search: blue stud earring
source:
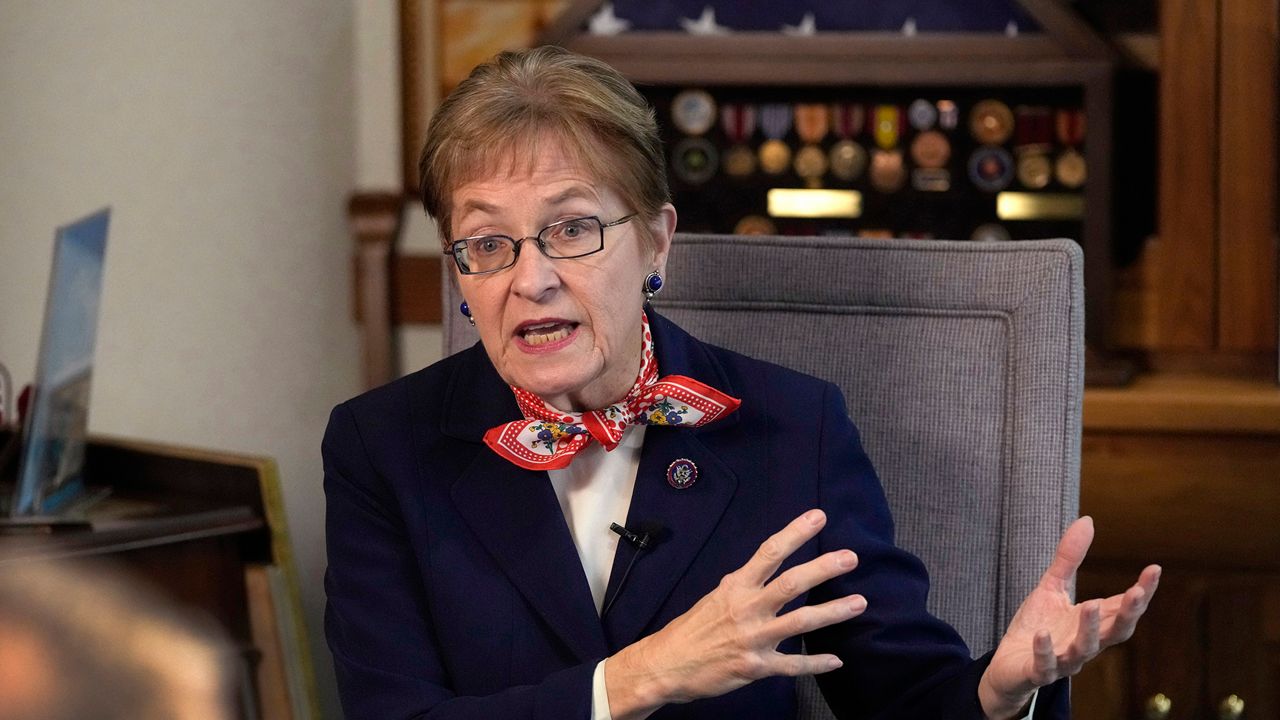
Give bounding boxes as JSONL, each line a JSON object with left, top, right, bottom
{"left": 643, "top": 271, "right": 664, "bottom": 300}
{"left": 460, "top": 301, "right": 475, "bottom": 326}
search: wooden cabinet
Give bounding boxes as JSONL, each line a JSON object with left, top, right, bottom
{"left": 1073, "top": 375, "right": 1280, "bottom": 719}
{"left": 1116, "top": 0, "right": 1278, "bottom": 357}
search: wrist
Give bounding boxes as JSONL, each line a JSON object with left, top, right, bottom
{"left": 977, "top": 671, "right": 1035, "bottom": 720}
{"left": 605, "top": 640, "right": 670, "bottom": 720}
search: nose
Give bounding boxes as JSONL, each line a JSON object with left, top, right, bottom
{"left": 508, "top": 237, "right": 561, "bottom": 301}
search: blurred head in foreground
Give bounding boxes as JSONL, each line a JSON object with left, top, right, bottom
{"left": 0, "top": 561, "right": 234, "bottom": 720}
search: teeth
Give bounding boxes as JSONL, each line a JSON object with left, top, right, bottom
{"left": 523, "top": 325, "right": 571, "bottom": 346}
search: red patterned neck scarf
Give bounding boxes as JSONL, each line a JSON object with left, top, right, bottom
{"left": 483, "top": 312, "right": 741, "bottom": 471}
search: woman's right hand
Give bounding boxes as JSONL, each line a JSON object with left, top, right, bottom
{"left": 603, "top": 509, "right": 866, "bottom": 720}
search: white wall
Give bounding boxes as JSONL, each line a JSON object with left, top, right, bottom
{"left": 0, "top": 2, "right": 358, "bottom": 716}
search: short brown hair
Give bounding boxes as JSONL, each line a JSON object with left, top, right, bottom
{"left": 418, "top": 46, "right": 669, "bottom": 246}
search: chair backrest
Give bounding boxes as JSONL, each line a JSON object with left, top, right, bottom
{"left": 443, "top": 234, "right": 1083, "bottom": 714}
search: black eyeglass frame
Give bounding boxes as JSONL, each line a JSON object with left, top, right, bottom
{"left": 445, "top": 214, "right": 637, "bottom": 275}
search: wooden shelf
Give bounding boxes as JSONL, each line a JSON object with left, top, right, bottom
{"left": 1084, "top": 371, "right": 1280, "bottom": 434}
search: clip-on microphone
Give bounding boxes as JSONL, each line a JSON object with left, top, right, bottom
{"left": 602, "top": 521, "right": 662, "bottom": 617}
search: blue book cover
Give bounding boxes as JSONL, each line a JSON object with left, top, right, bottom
{"left": 11, "top": 209, "right": 110, "bottom": 517}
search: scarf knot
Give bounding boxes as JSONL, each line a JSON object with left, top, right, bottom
{"left": 483, "top": 313, "right": 740, "bottom": 470}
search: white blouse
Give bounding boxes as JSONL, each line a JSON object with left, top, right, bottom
{"left": 547, "top": 424, "right": 644, "bottom": 720}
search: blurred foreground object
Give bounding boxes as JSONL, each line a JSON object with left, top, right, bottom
{"left": 0, "top": 561, "right": 234, "bottom": 720}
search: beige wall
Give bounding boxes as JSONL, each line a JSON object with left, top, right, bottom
{"left": 0, "top": 2, "right": 360, "bottom": 716}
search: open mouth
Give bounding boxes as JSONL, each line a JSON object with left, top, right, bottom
{"left": 518, "top": 320, "right": 578, "bottom": 346}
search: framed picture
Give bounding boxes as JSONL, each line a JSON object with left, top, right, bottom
{"left": 10, "top": 209, "right": 110, "bottom": 517}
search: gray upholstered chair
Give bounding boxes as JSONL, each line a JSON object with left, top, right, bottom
{"left": 442, "top": 234, "right": 1084, "bottom": 718}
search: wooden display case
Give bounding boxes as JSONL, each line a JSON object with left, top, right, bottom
{"left": 543, "top": 0, "right": 1120, "bottom": 366}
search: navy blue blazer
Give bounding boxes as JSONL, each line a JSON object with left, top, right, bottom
{"left": 323, "top": 311, "right": 1067, "bottom": 719}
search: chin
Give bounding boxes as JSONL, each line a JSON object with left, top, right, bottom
{"left": 520, "top": 373, "right": 591, "bottom": 402}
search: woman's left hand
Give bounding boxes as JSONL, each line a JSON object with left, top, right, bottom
{"left": 977, "top": 516, "right": 1161, "bottom": 719}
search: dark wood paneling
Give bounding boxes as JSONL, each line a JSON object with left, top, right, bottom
{"left": 1155, "top": 0, "right": 1219, "bottom": 349}
{"left": 1217, "top": 0, "right": 1279, "bottom": 351}
{"left": 1082, "top": 432, "right": 1280, "bottom": 568}
{"left": 353, "top": 254, "right": 443, "bottom": 326}
{"left": 400, "top": 0, "right": 426, "bottom": 193}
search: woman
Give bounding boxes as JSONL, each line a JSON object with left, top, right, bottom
{"left": 323, "top": 46, "right": 1158, "bottom": 720}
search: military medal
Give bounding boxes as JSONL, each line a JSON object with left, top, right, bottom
{"left": 908, "top": 98, "right": 938, "bottom": 131}
{"left": 1054, "top": 109, "right": 1086, "bottom": 188}
{"left": 971, "top": 223, "right": 1013, "bottom": 242}
{"left": 794, "top": 103, "right": 829, "bottom": 143}
{"left": 671, "top": 137, "right": 718, "bottom": 185}
{"left": 909, "top": 130, "right": 951, "bottom": 169}
{"left": 758, "top": 103, "right": 793, "bottom": 175}
{"left": 733, "top": 215, "right": 777, "bottom": 236}
{"left": 720, "top": 103, "right": 757, "bottom": 178}
{"left": 829, "top": 141, "right": 868, "bottom": 181}
{"left": 1016, "top": 152, "right": 1052, "bottom": 189}
{"left": 828, "top": 103, "right": 867, "bottom": 181}
{"left": 1055, "top": 108, "right": 1086, "bottom": 146}
{"left": 829, "top": 103, "right": 865, "bottom": 140}
{"left": 793, "top": 103, "right": 829, "bottom": 183}
{"left": 670, "top": 89, "right": 717, "bottom": 136}
{"left": 793, "top": 145, "right": 828, "bottom": 183}
{"left": 1055, "top": 148, "right": 1087, "bottom": 188}
{"left": 723, "top": 146, "right": 757, "bottom": 177}
{"left": 872, "top": 104, "right": 903, "bottom": 150}
{"left": 758, "top": 140, "right": 791, "bottom": 175}
{"left": 1012, "top": 105, "right": 1053, "bottom": 190}
{"left": 969, "top": 99, "right": 1014, "bottom": 145}
{"left": 936, "top": 99, "right": 959, "bottom": 130}
{"left": 968, "top": 146, "right": 1014, "bottom": 192}
{"left": 1014, "top": 105, "right": 1054, "bottom": 154}
{"left": 869, "top": 149, "right": 906, "bottom": 193}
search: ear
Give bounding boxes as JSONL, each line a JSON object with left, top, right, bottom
{"left": 648, "top": 203, "right": 677, "bottom": 275}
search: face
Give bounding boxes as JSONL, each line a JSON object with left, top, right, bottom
{"left": 451, "top": 140, "right": 675, "bottom": 412}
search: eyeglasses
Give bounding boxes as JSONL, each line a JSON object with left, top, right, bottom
{"left": 446, "top": 214, "right": 637, "bottom": 275}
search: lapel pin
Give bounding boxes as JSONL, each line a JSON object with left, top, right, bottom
{"left": 666, "top": 458, "right": 698, "bottom": 490}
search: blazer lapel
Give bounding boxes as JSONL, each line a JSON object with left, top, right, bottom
{"left": 601, "top": 310, "right": 743, "bottom": 647}
{"left": 439, "top": 346, "right": 608, "bottom": 663}
{"left": 601, "top": 426, "right": 738, "bottom": 647}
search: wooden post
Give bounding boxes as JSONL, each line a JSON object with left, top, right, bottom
{"left": 349, "top": 193, "right": 404, "bottom": 389}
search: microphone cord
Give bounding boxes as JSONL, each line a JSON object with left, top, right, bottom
{"left": 602, "top": 522, "right": 648, "bottom": 618}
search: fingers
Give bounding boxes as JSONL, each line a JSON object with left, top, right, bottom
{"left": 1027, "top": 600, "right": 1101, "bottom": 685}
{"left": 737, "top": 510, "right": 827, "bottom": 586}
{"left": 764, "top": 549, "right": 858, "bottom": 610}
{"left": 1042, "top": 516, "right": 1095, "bottom": 589}
{"left": 1059, "top": 600, "right": 1101, "bottom": 674}
{"left": 771, "top": 651, "right": 844, "bottom": 678}
{"left": 1030, "top": 630, "right": 1056, "bottom": 685}
{"left": 1100, "top": 564, "right": 1161, "bottom": 646}
{"left": 763, "top": 594, "right": 867, "bottom": 645}
{"left": 1138, "top": 564, "right": 1162, "bottom": 596}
